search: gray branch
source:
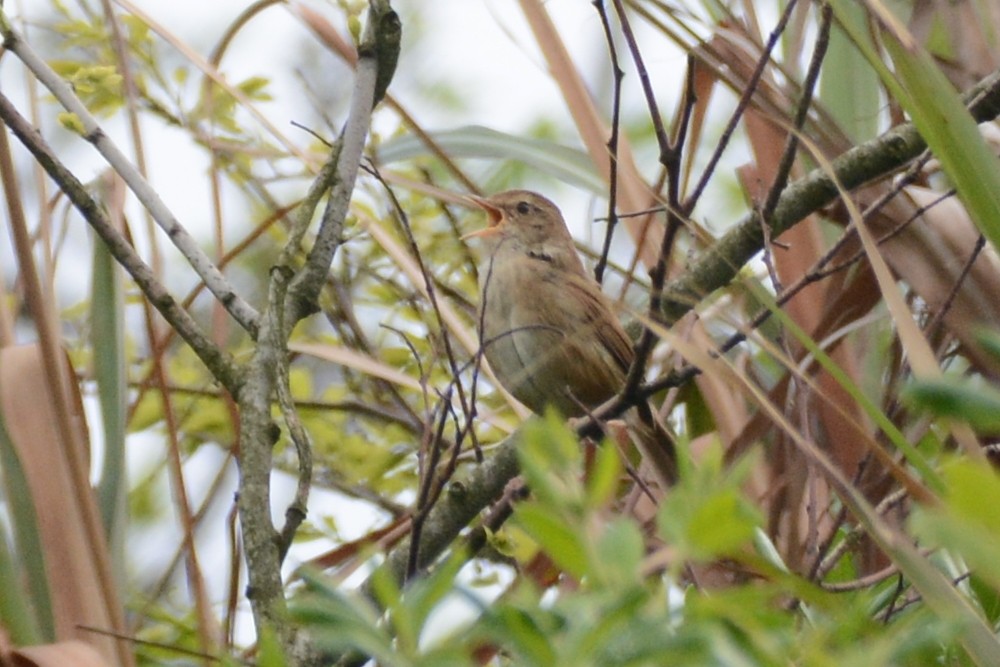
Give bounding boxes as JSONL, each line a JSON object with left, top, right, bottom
{"left": 1, "top": 17, "right": 262, "bottom": 338}
{"left": 0, "top": 92, "right": 243, "bottom": 394}
{"left": 234, "top": 2, "right": 400, "bottom": 661}
{"left": 661, "top": 66, "right": 1000, "bottom": 324}
{"left": 342, "top": 65, "right": 1000, "bottom": 639}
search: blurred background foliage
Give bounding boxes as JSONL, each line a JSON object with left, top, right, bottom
{"left": 2, "top": 0, "right": 1000, "bottom": 665}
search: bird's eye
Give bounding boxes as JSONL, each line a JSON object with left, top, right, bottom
{"left": 516, "top": 201, "right": 531, "bottom": 215}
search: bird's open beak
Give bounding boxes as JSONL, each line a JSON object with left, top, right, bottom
{"left": 462, "top": 195, "right": 504, "bottom": 240}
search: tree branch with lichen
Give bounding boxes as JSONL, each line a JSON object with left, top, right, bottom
{"left": 332, "top": 66, "right": 1000, "bottom": 665}
{"left": 0, "top": 10, "right": 262, "bottom": 339}
{"left": 0, "top": 92, "right": 244, "bottom": 395}
{"left": 660, "top": 66, "right": 1000, "bottom": 325}
{"left": 233, "top": 1, "right": 401, "bottom": 661}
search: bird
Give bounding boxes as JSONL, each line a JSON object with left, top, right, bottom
{"left": 464, "top": 189, "right": 677, "bottom": 488}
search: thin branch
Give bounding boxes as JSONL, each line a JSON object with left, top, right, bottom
{"left": 593, "top": 0, "right": 625, "bottom": 285}
{"left": 0, "top": 92, "right": 244, "bottom": 393}
{"left": 271, "top": 267, "right": 312, "bottom": 563}
{"left": 360, "top": 430, "right": 522, "bottom": 602}
{"left": 760, "top": 2, "right": 833, "bottom": 222}
{"left": 622, "top": 58, "right": 696, "bottom": 400}
{"left": 234, "top": 3, "right": 401, "bottom": 658}
{"left": 408, "top": 391, "right": 452, "bottom": 581}
{"left": 0, "top": 17, "right": 262, "bottom": 337}
{"left": 660, "top": 65, "right": 1000, "bottom": 326}
{"left": 286, "top": 3, "right": 399, "bottom": 321}
{"left": 366, "top": 165, "right": 480, "bottom": 458}
{"left": 681, "top": 0, "right": 801, "bottom": 216}
{"left": 610, "top": 0, "right": 669, "bottom": 161}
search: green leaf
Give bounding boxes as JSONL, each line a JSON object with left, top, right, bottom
{"left": 91, "top": 224, "right": 127, "bottom": 565}
{"left": 514, "top": 503, "right": 587, "bottom": 580}
{"left": 884, "top": 37, "right": 1000, "bottom": 257}
{"left": 516, "top": 411, "right": 585, "bottom": 510}
{"left": 397, "top": 553, "right": 465, "bottom": 653}
{"left": 584, "top": 435, "right": 621, "bottom": 509}
{"left": 903, "top": 377, "right": 1000, "bottom": 431}
{"left": 592, "top": 518, "right": 644, "bottom": 588}
{"left": 940, "top": 459, "right": 1000, "bottom": 535}
{"left": 975, "top": 328, "right": 1000, "bottom": 361}
{"left": 292, "top": 570, "right": 399, "bottom": 665}
{"left": 256, "top": 626, "right": 288, "bottom": 667}
{"left": 658, "top": 446, "right": 761, "bottom": 561}
{"left": 375, "top": 126, "right": 604, "bottom": 193}
{"left": 820, "top": 3, "right": 881, "bottom": 142}
{"left": 480, "top": 603, "right": 558, "bottom": 667}
{"left": 0, "top": 409, "right": 52, "bottom": 641}
{"left": 829, "top": 0, "right": 1000, "bottom": 258}
{"left": 57, "top": 112, "right": 85, "bottom": 134}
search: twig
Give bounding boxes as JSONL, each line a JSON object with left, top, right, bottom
{"left": 235, "top": 1, "right": 400, "bottom": 655}
{"left": 365, "top": 163, "right": 479, "bottom": 455}
{"left": 0, "top": 17, "right": 262, "bottom": 337}
{"left": 924, "top": 234, "right": 986, "bottom": 338}
{"left": 0, "top": 92, "right": 243, "bottom": 393}
{"left": 270, "top": 266, "right": 313, "bottom": 563}
{"left": 759, "top": 3, "right": 832, "bottom": 222}
{"left": 359, "top": 430, "right": 522, "bottom": 605}
{"left": 682, "top": 0, "right": 801, "bottom": 216}
{"left": 592, "top": 0, "right": 625, "bottom": 285}
{"left": 612, "top": 0, "right": 686, "bottom": 398}
{"left": 285, "top": 3, "right": 396, "bottom": 321}
{"left": 611, "top": 0, "right": 669, "bottom": 161}
{"left": 659, "top": 66, "right": 1000, "bottom": 326}
{"left": 408, "top": 390, "right": 453, "bottom": 581}
{"left": 621, "top": 53, "right": 696, "bottom": 400}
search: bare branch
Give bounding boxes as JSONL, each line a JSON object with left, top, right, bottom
{"left": 0, "top": 16, "right": 262, "bottom": 338}
{"left": 0, "top": 92, "right": 244, "bottom": 394}
{"left": 661, "top": 66, "right": 1000, "bottom": 325}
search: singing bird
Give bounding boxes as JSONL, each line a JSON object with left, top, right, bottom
{"left": 465, "top": 190, "right": 677, "bottom": 488}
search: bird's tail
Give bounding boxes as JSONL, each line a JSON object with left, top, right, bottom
{"left": 624, "top": 403, "right": 679, "bottom": 490}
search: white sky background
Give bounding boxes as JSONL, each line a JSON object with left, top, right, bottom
{"left": 2, "top": 0, "right": 732, "bottom": 300}
{"left": 1, "top": 0, "right": 747, "bottom": 649}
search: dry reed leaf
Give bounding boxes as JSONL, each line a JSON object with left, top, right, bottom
{"left": 739, "top": 113, "right": 870, "bottom": 477}
{"left": 687, "top": 321, "right": 748, "bottom": 446}
{"left": 828, "top": 171, "right": 984, "bottom": 458}
{"left": 518, "top": 0, "right": 662, "bottom": 268}
{"left": 0, "top": 345, "right": 121, "bottom": 664}
{"left": 867, "top": 185, "right": 1000, "bottom": 378}
{"left": 288, "top": 342, "right": 423, "bottom": 392}
{"left": 703, "top": 25, "right": 850, "bottom": 155}
{"left": 5, "top": 639, "right": 109, "bottom": 667}
{"left": 679, "top": 59, "right": 719, "bottom": 195}
{"left": 910, "top": 0, "right": 1000, "bottom": 88}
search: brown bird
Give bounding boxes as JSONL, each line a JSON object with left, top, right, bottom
{"left": 465, "top": 190, "right": 677, "bottom": 488}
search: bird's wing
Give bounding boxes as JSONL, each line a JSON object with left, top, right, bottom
{"left": 562, "top": 273, "right": 634, "bottom": 374}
